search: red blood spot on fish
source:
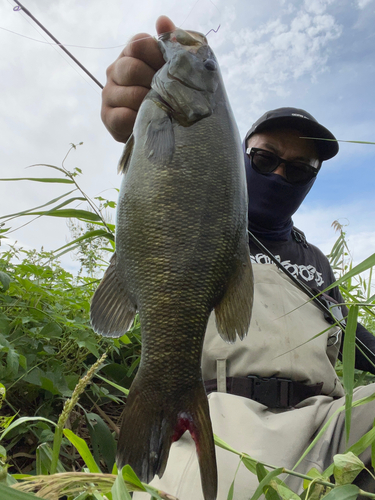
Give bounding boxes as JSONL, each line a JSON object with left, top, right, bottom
{"left": 172, "top": 412, "right": 200, "bottom": 453}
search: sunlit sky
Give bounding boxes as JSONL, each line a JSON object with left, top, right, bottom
{"left": 1, "top": 0, "right": 375, "bottom": 273}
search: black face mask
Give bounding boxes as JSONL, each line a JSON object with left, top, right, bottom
{"left": 243, "top": 140, "right": 316, "bottom": 241}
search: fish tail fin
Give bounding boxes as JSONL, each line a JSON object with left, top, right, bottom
{"left": 116, "top": 380, "right": 217, "bottom": 500}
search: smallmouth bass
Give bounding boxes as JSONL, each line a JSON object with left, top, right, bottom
{"left": 91, "top": 28, "right": 253, "bottom": 500}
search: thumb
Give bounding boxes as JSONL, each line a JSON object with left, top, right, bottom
{"left": 156, "top": 15, "right": 176, "bottom": 36}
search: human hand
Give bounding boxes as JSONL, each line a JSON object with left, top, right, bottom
{"left": 101, "top": 15, "right": 176, "bottom": 143}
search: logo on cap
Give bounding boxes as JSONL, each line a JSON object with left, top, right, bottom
{"left": 291, "top": 113, "right": 309, "bottom": 119}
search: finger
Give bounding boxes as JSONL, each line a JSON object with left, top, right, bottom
{"left": 109, "top": 56, "right": 156, "bottom": 89}
{"left": 101, "top": 105, "right": 137, "bottom": 144}
{"left": 156, "top": 15, "right": 177, "bottom": 36}
{"left": 119, "top": 33, "right": 165, "bottom": 71}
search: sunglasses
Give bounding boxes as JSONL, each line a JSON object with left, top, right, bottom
{"left": 246, "top": 147, "right": 320, "bottom": 185}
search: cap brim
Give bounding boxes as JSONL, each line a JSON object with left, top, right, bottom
{"left": 246, "top": 116, "right": 339, "bottom": 161}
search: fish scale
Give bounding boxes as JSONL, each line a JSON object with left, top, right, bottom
{"left": 90, "top": 28, "right": 254, "bottom": 500}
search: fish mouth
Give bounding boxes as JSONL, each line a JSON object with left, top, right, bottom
{"left": 158, "top": 29, "right": 208, "bottom": 49}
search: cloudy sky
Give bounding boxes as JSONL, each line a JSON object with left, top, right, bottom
{"left": 0, "top": 0, "right": 374, "bottom": 274}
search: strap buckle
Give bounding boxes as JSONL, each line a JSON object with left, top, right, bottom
{"left": 247, "top": 375, "right": 291, "bottom": 408}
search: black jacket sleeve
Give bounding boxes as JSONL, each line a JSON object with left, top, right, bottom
{"left": 341, "top": 322, "right": 375, "bottom": 374}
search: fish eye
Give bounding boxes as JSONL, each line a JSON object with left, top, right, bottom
{"left": 204, "top": 59, "right": 217, "bottom": 71}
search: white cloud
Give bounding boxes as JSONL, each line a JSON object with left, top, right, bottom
{"left": 356, "top": 0, "right": 374, "bottom": 8}
{"left": 211, "top": 1, "right": 342, "bottom": 133}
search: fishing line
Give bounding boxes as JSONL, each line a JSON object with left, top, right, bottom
{"left": 178, "top": 0, "right": 202, "bottom": 29}
{"left": 7, "top": 0, "right": 223, "bottom": 93}
{"left": 6, "top": 0, "right": 100, "bottom": 94}
{"left": 178, "top": 0, "right": 222, "bottom": 36}
{"left": 0, "top": 25, "right": 128, "bottom": 50}
{"left": 11, "top": 0, "right": 104, "bottom": 89}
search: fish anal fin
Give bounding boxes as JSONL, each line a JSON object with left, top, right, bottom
{"left": 118, "top": 133, "right": 134, "bottom": 174}
{"left": 116, "top": 381, "right": 217, "bottom": 500}
{"left": 90, "top": 252, "right": 136, "bottom": 337}
{"left": 214, "top": 249, "right": 254, "bottom": 343}
{"left": 145, "top": 112, "right": 175, "bottom": 164}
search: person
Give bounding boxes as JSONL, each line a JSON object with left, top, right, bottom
{"left": 101, "top": 15, "right": 375, "bottom": 500}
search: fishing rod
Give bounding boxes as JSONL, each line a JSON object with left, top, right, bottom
{"left": 12, "top": 0, "right": 104, "bottom": 89}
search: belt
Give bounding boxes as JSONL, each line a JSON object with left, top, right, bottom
{"left": 204, "top": 375, "right": 323, "bottom": 408}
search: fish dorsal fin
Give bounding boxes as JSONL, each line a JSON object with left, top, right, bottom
{"left": 118, "top": 133, "right": 134, "bottom": 174}
{"left": 145, "top": 112, "right": 175, "bottom": 164}
{"left": 90, "top": 252, "right": 136, "bottom": 337}
{"left": 214, "top": 249, "right": 254, "bottom": 343}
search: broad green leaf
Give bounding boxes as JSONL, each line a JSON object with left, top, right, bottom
{"left": 303, "top": 467, "right": 324, "bottom": 489}
{"left": 333, "top": 452, "right": 364, "bottom": 485}
{"left": 119, "top": 334, "right": 131, "bottom": 345}
{"left": 0, "top": 272, "right": 11, "bottom": 291}
{"left": 0, "top": 314, "right": 10, "bottom": 335}
{"left": 63, "top": 428, "right": 101, "bottom": 473}
{"left": 249, "top": 468, "right": 284, "bottom": 500}
{"left": 320, "top": 484, "right": 360, "bottom": 499}
{"left": 0, "top": 482, "right": 41, "bottom": 499}
{"left": 343, "top": 306, "right": 358, "bottom": 444}
{"left": 269, "top": 480, "right": 300, "bottom": 500}
{"left": 0, "top": 177, "right": 74, "bottom": 183}
{"left": 0, "top": 416, "right": 56, "bottom": 441}
{"left": 121, "top": 465, "right": 145, "bottom": 491}
{"left": 39, "top": 323, "right": 62, "bottom": 338}
{"left": 85, "top": 412, "right": 116, "bottom": 472}
{"left": 242, "top": 455, "right": 258, "bottom": 475}
{"left": 111, "top": 469, "right": 132, "bottom": 500}
{"left": 256, "top": 463, "right": 281, "bottom": 500}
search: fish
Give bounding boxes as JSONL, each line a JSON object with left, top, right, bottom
{"left": 90, "top": 28, "right": 253, "bottom": 500}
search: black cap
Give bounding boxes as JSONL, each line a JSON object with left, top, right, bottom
{"left": 244, "top": 107, "right": 339, "bottom": 161}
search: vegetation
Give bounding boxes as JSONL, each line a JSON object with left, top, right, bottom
{"left": 1, "top": 146, "right": 375, "bottom": 499}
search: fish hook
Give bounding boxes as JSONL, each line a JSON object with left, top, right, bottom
{"left": 205, "top": 24, "right": 221, "bottom": 37}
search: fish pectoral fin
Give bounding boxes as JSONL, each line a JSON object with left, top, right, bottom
{"left": 117, "top": 381, "right": 217, "bottom": 500}
{"left": 214, "top": 249, "right": 254, "bottom": 343}
{"left": 118, "top": 133, "right": 134, "bottom": 174}
{"left": 145, "top": 112, "right": 175, "bottom": 164}
{"left": 90, "top": 252, "right": 136, "bottom": 337}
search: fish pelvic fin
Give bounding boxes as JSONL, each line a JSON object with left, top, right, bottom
{"left": 116, "top": 380, "right": 217, "bottom": 500}
{"left": 214, "top": 248, "right": 254, "bottom": 343}
{"left": 90, "top": 252, "right": 136, "bottom": 337}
